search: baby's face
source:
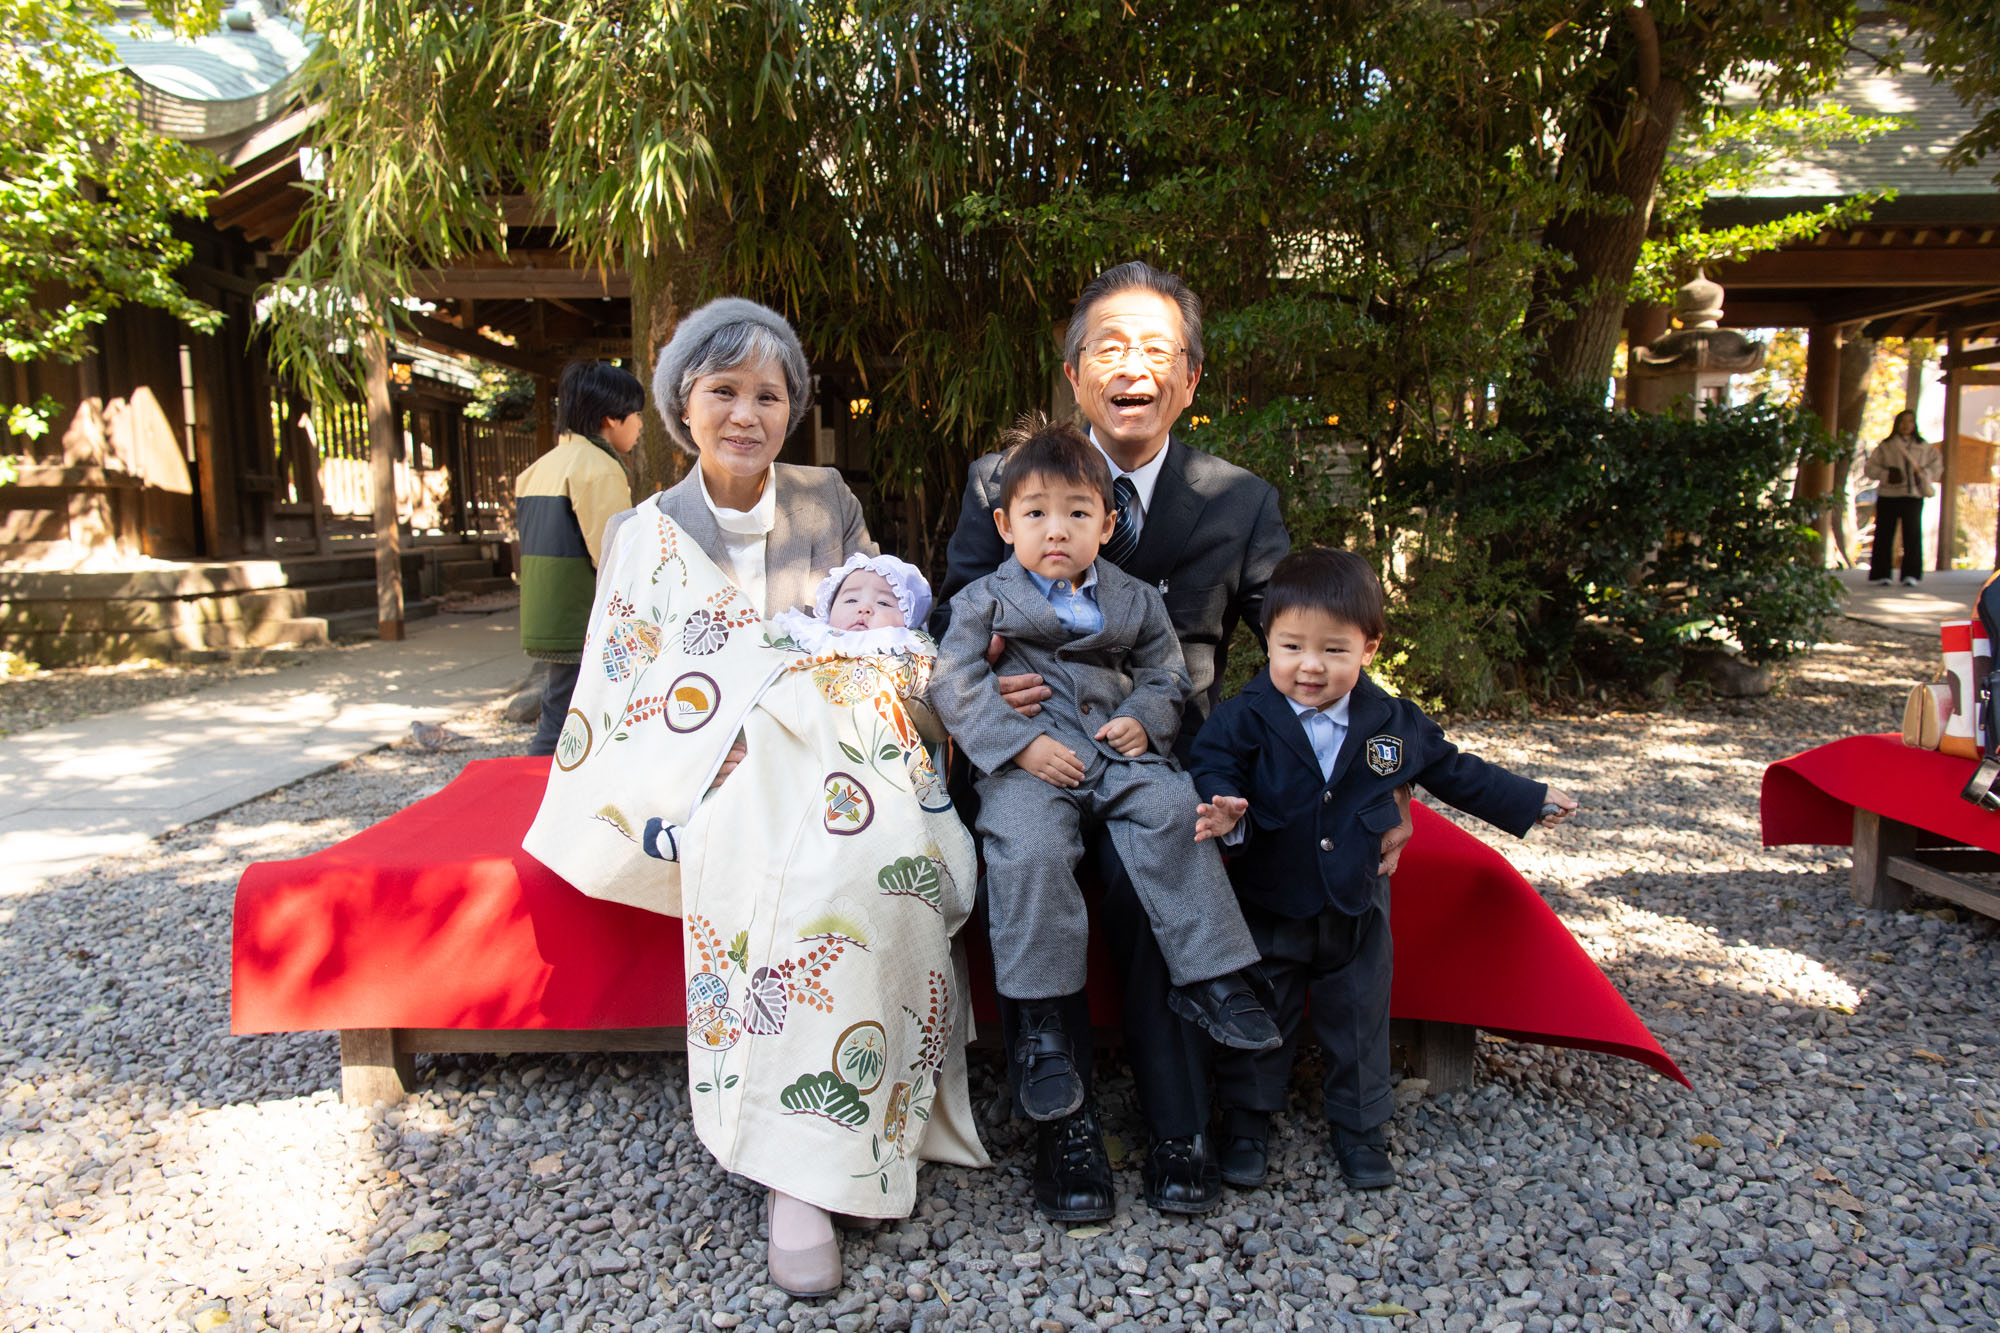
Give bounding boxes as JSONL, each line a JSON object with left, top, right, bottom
{"left": 829, "top": 569, "right": 905, "bottom": 631}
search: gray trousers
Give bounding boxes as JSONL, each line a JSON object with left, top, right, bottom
{"left": 1213, "top": 900, "right": 1397, "bottom": 1134}
{"left": 976, "top": 758, "right": 1261, "bottom": 1000}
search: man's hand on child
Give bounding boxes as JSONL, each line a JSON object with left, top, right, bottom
{"left": 1538, "top": 786, "right": 1579, "bottom": 827}
{"left": 988, "top": 633, "right": 1050, "bottom": 717}
{"left": 708, "top": 738, "right": 748, "bottom": 791}
{"left": 1095, "top": 716, "right": 1149, "bottom": 757}
{"left": 1016, "top": 734, "right": 1085, "bottom": 787}
{"left": 1195, "top": 795, "right": 1248, "bottom": 842}
{"left": 1378, "top": 785, "right": 1414, "bottom": 876}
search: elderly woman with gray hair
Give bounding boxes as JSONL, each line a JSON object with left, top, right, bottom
{"left": 587, "top": 298, "right": 987, "bottom": 1299}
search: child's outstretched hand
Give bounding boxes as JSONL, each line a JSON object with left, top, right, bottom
{"left": 1539, "top": 785, "right": 1579, "bottom": 827}
{"left": 1195, "top": 794, "right": 1248, "bottom": 842}
{"left": 1095, "top": 716, "right": 1149, "bottom": 757}
{"left": 1015, "top": 734, "right": 1085, "bottom": 787}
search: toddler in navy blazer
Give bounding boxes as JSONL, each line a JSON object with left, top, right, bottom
{"left": 1188, "top": 547, "right": 1578, "bottom": 1190}
{"left": 931, "top": 420, "right": 1283, "bottom": 1124}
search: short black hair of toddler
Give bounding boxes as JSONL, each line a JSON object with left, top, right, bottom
{"left": 1261, "top": 547, "right": 1386, "bottom": 642}
{"left": 994, "top": 414, "right": 1115, "bottom": 512}
{"left": 557, "top": 361, "right": 645, "bottom": 438}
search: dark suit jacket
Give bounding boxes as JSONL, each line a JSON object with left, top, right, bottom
{"left": 1188, "top": 671, "right": 1547, "bottom": 919}
{"left": 933, "top": 435, "right": 1288, "bottom": 759}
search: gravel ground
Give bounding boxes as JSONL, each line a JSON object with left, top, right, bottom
{"left": 1, "top": 617, "right": 1994, "bottom": 1333}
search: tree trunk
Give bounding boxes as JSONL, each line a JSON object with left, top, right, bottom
{"left": 1830, "top": 330, "right": 1876, "bottom": 567}
{"left": 1522, "top": 71, "right": 1688, "bottom": 397}
{"left": 363, "top": 323, "right": 405, "bottom": 640}
{"left": 626, "top": 219, "right": 730, "bottom": 499}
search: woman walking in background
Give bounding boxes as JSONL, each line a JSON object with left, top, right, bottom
{"left": 1864, "top": 410, "right": 1944, "bottom": 586}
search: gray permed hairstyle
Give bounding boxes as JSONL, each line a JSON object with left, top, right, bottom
{"left": 1062, "top": 261, "right": 1205, "bottom": 372}
{"left": 652, "top": 297, "right": 813, "bottom": 456}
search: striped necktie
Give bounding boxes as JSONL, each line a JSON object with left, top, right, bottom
{"left": 1103, "top": 474, "right": 1141, "bottom": 568}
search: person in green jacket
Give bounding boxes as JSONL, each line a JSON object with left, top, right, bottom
{"left": 516, "top": 361, "right": 643, "bottom": 755}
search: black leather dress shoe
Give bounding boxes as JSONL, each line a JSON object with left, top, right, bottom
{"left": 1218, "top": 1135, "right": 1269, "bottom": 1189}
{"left": 1032, "top": 1106, "right": 1115, "bottom": 1223}
{"left": 1013, "top": 1002, "right": 1085, "bottom": 1122}
{"left": 1165, "top": 972, "right": 1282, "bottom": 1051}
{"left": 1332, "top": 1124, "right": 1395, "bottom": 1190}
{"left": 1143, "top": 1133, "right": 1221, "bottom": 1214}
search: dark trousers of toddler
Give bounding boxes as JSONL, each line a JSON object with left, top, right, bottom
{"left": 1213, "top": 899, "right": 1397, "bottom": 1138}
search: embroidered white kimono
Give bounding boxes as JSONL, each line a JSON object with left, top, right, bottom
{"left": 524, "top": 511, "right": 988, "bottom": 1215}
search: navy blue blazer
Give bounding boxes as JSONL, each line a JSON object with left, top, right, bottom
{"left": 1187, "top": 670, "right": 1547, "bottom": 920}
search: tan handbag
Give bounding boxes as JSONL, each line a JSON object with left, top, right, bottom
{"left": 1902, "top": 680, "right": 1948, "bottom": 749}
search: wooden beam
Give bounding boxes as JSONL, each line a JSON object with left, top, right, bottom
{"left": 410, "top": 269, "right": 632, "bottom": 301}
{"left": 1716, "top": 250, "right": 2000, "bottom": 288}
{"left": 1717, "top": 299, "right": 1821, "bottom": 329}
{"left": 1940, "top": 329, "right": 1963, "bottom": 573}
{"left": 405, "top": 311, "right": 560, "bottom": 377}
{"left": 1941, "top": 342, "right": 2000, "bottom": 371}
{"left": 1818, "top": 285, "right": 2000, "bottom": 327}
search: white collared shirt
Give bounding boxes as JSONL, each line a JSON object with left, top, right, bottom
{"left": 697, "top": 466, "right": 778, "bottom": 614}
{"left": 1088, "top": 429, "right": 1170, "bottom": 536}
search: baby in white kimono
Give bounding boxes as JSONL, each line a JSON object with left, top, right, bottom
{"left": 770, "top": 552, "right": 934, "bottom": 656}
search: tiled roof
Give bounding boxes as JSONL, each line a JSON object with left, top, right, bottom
{"left": 104, "top": 1, "right": 316, "bottom": 145}
{"left": 1716, "top": 26, "right": 1993, "bottom": 202}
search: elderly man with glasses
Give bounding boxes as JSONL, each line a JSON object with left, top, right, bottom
{"left": 935, "top": 260, "right": 1415, "bottom": 1221}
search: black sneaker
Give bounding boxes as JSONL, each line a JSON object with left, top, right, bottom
{"left": 1032, "top": 1104, "right": 1115, "bottom": 1223}
{"left": 1166, "top": 971, "right": 1282, "bottom": 1051}
{"left": 1013, "top": 1001, "right": 1085, "bottom": 1122}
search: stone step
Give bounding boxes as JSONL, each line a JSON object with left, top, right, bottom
{"left": 441, "top": 576, "right": 515, "bottom": 597}
{"left": 322, "top": 599, "right": 440, "bottom": 642}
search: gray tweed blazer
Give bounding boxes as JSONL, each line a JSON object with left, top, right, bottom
{"left": 931, "top": 557, "right": 1191, "bottom": 777}
{"left": 598, "top": 463, "right": 874, "bottom": 618}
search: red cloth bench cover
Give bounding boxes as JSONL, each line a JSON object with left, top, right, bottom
{"left": 1762, "top": 734, "right": 1992, "bottom": 851}
{"left": 232, "top": 757, "right": 1686, "bottom": 1086}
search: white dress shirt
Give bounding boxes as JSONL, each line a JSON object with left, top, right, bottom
{"left": 697, "top": 465, "right": 778, "bottom": 614}
{"left": 1088, "top": 429, "right": 1170, "bottom": 538}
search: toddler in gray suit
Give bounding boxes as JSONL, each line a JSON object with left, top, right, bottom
{"left": 931, "top": 419, "right": 1280, "bottom": 1122}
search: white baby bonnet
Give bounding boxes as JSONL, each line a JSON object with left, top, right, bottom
{"left": 768, "top": 552, "right": 937, "bottom": 657}
{"left": 813, "top": 551, "right": 933, "bottom": 628}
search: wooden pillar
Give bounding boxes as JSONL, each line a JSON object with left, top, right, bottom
{"left": 1939, "top": 329, "right": 1963, "bottom": 572}
{"left": 364, "top": 325, "right": 406, "bottom": 640}
{"left": 1796, "top": 324, "right": 1843, "bottom": 562}
{"left": 533, "top": 375, "right": 557, "bottom": 455}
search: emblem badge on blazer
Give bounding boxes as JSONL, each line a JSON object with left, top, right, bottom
{"left": 1365, "top": 735, "right": 1403, "bottom": 776}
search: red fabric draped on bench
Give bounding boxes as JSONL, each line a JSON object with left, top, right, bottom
{"left": 232, "top": 756, "right": 1685, "bottom": 1086}
{"left": 1762, "top": 733, "right": 1992, "bottom": 851}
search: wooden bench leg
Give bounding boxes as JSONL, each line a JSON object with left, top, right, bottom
{"left": 1395, "top": 1018, "right": 1477, "bottom": 1093}
{"left": 340, "top": 1028, "right": 415, "bottom": 1106}
{"left": 1851, "top": 808, "right": 1918, "bottom": 912}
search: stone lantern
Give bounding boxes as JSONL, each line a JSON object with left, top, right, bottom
{"left": 1626, "top": 271, "right": 1766, "bottom": 417}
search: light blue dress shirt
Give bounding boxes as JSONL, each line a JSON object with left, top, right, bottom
{"left": 1026, "top": 565, "right": 1105, "bottom": 636}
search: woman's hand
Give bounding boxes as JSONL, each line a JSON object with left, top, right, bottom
{"left": 1195, "top": 795, "right": 1248, "bottom": 843}
{"left": 1539, "top": 786, "right": 1579, "bottom": 826}
{"left": 988, "top": 634, "right": 1050, "bottom": 717}
{"left": 1095, "top": 716, "right": 1149, "bottom": 757}
{"left": 1014, "top": 735, "right": 1085, "bottom": 788}
{"left": 708, "top": 738, "right": 748, "bottom": 791}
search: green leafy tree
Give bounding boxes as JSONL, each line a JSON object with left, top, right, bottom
{"left": 1635, "top": 104, "right": 1900, "bottom": 301}
{"left": 0, "top": 0, "right": 225, "bottom": 441}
